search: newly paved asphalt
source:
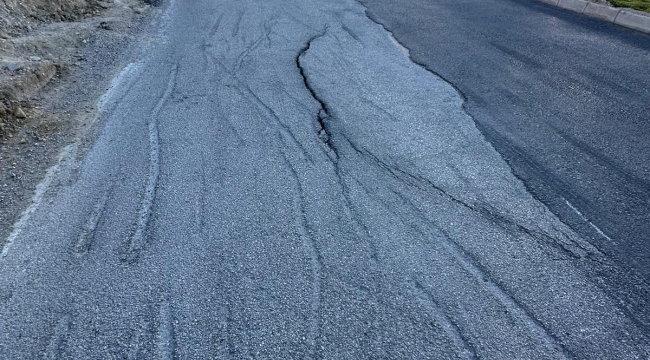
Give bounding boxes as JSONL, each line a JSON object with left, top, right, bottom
{"left": 1, "top": 0, "right": 649, "bottom": 358}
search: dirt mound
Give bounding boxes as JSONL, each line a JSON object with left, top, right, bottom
{"left": 0, "top": 0, "right": 107, "bottom": 38}
{"left": 0, "top": 0, "right": 154, "bottom": 242}
{"left": 0, "top": 61, "right": 56, "bottom": 140}
{"left": 0, "top": 0, "right": 108, "bottom": 141}
{"left": 0, "top": 0, "right": 154, "bottom": 143}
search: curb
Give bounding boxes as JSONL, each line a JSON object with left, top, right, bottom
{"left": 538, "top": 0, "right": 650, "bottom": 34}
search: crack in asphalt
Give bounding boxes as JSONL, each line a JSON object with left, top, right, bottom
{"left": 296, "top": 28, "right": 337, "bottom": 161}
{"left": 296, "top": 28, "right": 383, "bottom": 263}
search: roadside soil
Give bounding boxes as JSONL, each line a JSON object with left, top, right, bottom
{"left": 0, "top": 0, "right": 158, "bottom": 245}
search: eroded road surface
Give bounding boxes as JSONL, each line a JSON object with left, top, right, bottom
{"left": 1, "top": 0, "right": 649, "bottom": 358}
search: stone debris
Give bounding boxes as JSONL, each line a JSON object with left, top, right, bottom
{"left": 13, "top": 107, "right": 26, "bottom": 119}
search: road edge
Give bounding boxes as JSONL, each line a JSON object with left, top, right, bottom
{"left": 537, "top": 0, "right": 650, "bottom": 33}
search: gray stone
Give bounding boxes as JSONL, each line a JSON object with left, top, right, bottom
{"left": 557, "top": 0, "right": 588, "bottom": 13}
{"left": 614, "top": 10, "right": 650, "bottom": 33}
{"left": 583, "top": 3, "right": 620, "bottom": 22}
{"left": 14, "top": 107, "right": 26, "bottom": 119}
{"left": 6, "top": 63, "right": 22, "bottom": 71}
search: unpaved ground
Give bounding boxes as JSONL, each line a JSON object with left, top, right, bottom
{"left": 0, "top": 0, "right": 158, "bottom": 244}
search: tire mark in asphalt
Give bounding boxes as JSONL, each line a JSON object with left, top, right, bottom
{"left": 409, "top": 278, "right": 478, "bottom": 360}
{"left": 45, "top": 314, "right": 71, "bottom": 360}
{"left": 98, "top": 61, "right": 145, "bottom": 116}
{"left": 353, "top": 1, "right": 611, "bottom": 267}
{"left": 202, "top": 11, "right": 323, "bottom": 164}
{"left": 127, "top": 326, "right": 145, "bottom": 360}
{"left": 296, "top": 23, "right": 588, "bottom": 259}
{"left": 127, "top": 309, "right": 157, "bottom": 360}
{"left": 231, "top": 9, "right": 246, "bottom": 39}
{"left": 211, "top": 305, "right": 233, "bottom": 358}
{"left": 293, "top": 18, "right": 573, "bottom": 356}
{"left": 74, "top": 183, "right": 113, "bottom": 254}
{"left": 349, "top": 138, "right": 595, "bottom": 260}
{"left": 124, "top": 64, "right": 178, "bottom": 263}
{"left": 358, "top": 96, "right": 399, "bottom": 122}
{"left": 234, "top": 33, "right": 268, "bottom": 72}
{"left": 551, "top": 124, "right": 650, "bottom": 195}
{"left": 340, "top": 24, "right": 361, "bottom": 43}
{"left": 279, "top": 137, "right": 322, "bottom": 359}
{"left": 194, "top": 159, "right": 208, "bottom": 238}
{"left": 296, "top": 29, "right": 387, "bottom": 354}
{"left": 339, "top": 147, "right": 571, "bottom": 357}
{"left": 296, "top": 28, "right": 381, "bottom": 259}
{"left": 395, "top": 187, "right": 572, "bottom": 359}
{"left": 157, "top": 299, "right": 175, "bottom": 360}
{"left": 200, "top": 38, "right": 316, "bottom": 165}
{"left": 262, "top": 18, "right": 277, "bottom": 46}
{"left": 209, "top": 13, "right": 225, "bottom": 37}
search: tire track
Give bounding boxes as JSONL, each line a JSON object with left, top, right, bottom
{"left": 341, "top": 149, "right": 572, "bottom": 357}
{"left": 74, "top": 184, "right": 113, "bottom": 254}
{"left": 347, "top": 139, "right": 595, "bottom": 260}
{"left": 194, "top": 159, "right": 208, "bottom": 237}
{"left": 231, "top": 9, "right": 246, "bottom": 39}
{"left": 45, "top": 315, "right": 71, "bottom": 360}
{"left": 295, "top": 29, "right": 335, "bottom": 162}
{"left": 124, "top": 64, "right": 178, "bottom": 262}
{"left": 293, "top": 19, "right": 572, "bottom": 357}
{"left": 279, "top": 136, "right": 322, "bottom": 359}
{"left": 157, "top": 299, "right": 175, "bottom": 360}
{"left": 127, "top": 327, "right": 145, "bottom": 360}
{"left": 211, "top": 305, "right": 233, "bottom": 358}
{"left": 199, "top": 41, "right": 316, "bottom": 164}
{"left": 234, "top": 33, "right": 267, "bottom": 72}
{"left": 409, "top": 278, "right": 478, "bottom": 360}
{"left": 294, "top": 30, "right": 382, "bottom": 265}
{"left": 209, "top": 13, "right": 225, "bottom": 37}
{"left": 394, "top": 187, "right": 573, "bottom": 359}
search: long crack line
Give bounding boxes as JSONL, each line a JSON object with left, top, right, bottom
{"left": 296, "top": 29, "right": 338, "bottom": 160}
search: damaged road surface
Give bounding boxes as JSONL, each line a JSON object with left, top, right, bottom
{"left": 1, "top": 0, "right": 649, "bottom": 358}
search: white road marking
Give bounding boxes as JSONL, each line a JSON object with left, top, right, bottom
{"left": 564, "top": 199, "right": 613, "bottom": 242}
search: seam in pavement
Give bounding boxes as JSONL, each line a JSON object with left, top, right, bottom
{"left": 536, "top": 0, "right": 650, "bottom": 34}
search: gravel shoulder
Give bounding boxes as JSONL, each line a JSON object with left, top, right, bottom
{"left": 0, "top": 0, "right": 159, "bottom": 246}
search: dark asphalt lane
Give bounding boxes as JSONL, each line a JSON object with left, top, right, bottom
{"left": 360, "top": 0, "right": 650, "bottom": 328}
{"left": 1, "top": 0, "right": 650, "bottom": 358}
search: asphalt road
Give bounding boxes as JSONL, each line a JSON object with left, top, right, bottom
{"left": 1, "top": 0, "right": 649, "bottom": 358}
{"left": 359, "top": 0, "right": 650, "bottom": 336}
